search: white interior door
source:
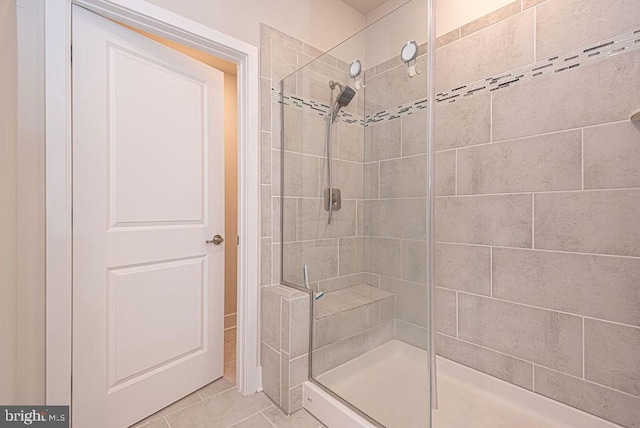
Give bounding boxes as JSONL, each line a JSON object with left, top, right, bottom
{"left": 72, "top": 6, "right": 225, "bottom": 427}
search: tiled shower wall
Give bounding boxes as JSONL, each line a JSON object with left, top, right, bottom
{"left": 260, "top": 0, "right": 640, "bottom": 426}
{"left": 360, "top": 52, "right": 431, "bottom": 350}
{"left": 429, "top": 1, "right": 640, "bottom": 427}
{"left": 259, "top": 24, "right": 364, "bottom": 414}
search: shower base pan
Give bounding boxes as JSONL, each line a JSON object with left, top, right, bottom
{"left": 304, "top": 340, "right": 621, "bottom": 428}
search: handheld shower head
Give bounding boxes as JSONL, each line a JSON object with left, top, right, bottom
{"left": 328, "top": 81, "right": 356, "bottom": 123}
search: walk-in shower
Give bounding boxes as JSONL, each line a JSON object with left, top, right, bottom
{"left": 278, "top": 0, "right": 640, "bottom": 427}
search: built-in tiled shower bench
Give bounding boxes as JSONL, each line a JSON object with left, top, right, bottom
{"left": 313, "top": 283, "right": 396, "bottom": 376}
{"left": 260, "top": 283, "right": 396, "bottom": 414}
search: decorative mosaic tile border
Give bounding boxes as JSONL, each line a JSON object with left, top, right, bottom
{"left": 270, "top": 88, "right": 361, "bottom": 124}
{"left": 273, "top": 29, "right": 640, "bottom": 126}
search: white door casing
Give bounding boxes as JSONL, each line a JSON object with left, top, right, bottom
{"left": 72, "top": 6, "right": 225, "bottom": 427}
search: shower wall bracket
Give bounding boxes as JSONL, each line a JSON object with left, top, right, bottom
{"left": 324, "top": 188, "right": 341, "bottom": 211}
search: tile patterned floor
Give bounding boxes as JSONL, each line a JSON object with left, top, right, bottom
{"left": 130, "top": 365, "right": 325, "bottom": 428}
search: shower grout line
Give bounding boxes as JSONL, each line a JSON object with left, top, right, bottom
{"left": 441, "top": 331, "right": 634, "bottom": 400}
{"left": 490, "top": 91, "right": 493, "bottom": 143}
{"left": 582, "top": 317, "right": 586, "bottom": 379}
{"left": 454, "top": 288, "right": 640, "bottom": 330}
{"left": 436, "top": 186, "right": 640, "bottom": 198}
{"left": 490, "top": 247, "right": 493, "bottom": 297}
{"left": 531, "top": 193, "right": 535, "bottom": 249}
{"left": 433, "top": 118, "right": 632, "bottom": 154}
{"left": 441, "top": 240, "right": 640, "bottom": 261}
{"left": 455, "top": 291, "right": 459, "bottom": 338}
{"left": 581, "top": 128, "right": 585, "bottom": 190}
{"left": 532, "top": 363, "right": 640, "bottom": 400}
{"left": 532, "top": 365, "right": 535, "bottom": 391}
{"left": 454, "top": 149, "right": 458, "bottom": 196}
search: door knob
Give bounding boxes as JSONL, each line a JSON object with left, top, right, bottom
{"left": 206, "top": 234, "right": 224, "bottom": 245}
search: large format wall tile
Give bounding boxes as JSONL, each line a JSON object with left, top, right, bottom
{"left": 584, "top": 121, "right": 640, "bottom": 190}
{"left": 493, "top": 50, "right": 640, "bottom": 141}
{"left": 436, "top": 333, "right": 533, "bottom": 390}
{"left": 338, "top": 122, "right": 364, "bottom": 163}
{"left": 534, "top": 189, "right": 640, "bottom": 257}
{"left": 379, "top": 155, "right": 427, "bottom": 198}
{"left": 364, "top": 320, "right": 395, "bottom": 352}
{"left": 280, "top": 151, "right": 320, "bottom": 198}
{"left": 315, "top": 305, "right": 371, "bottom": 349}
{"left": 331, "top": 159, "right": 364, "bottom": 200}
{"left": 534, "top": 366, "right": 640, "bottom": 428}
{"left": 395, "top": 319, "right": 429, "bottom": 351}
{"left": 585, "top": 319, "right": 640, "bottom": 397}
{"left": 458, "top": 293, "right": 583, "bottom": 376}
{"left": 401, "top": 239, "right": 428, "bottom": 284}
{"left": 365, "top": 119, "right": 401, "bottom": 162}
{"left": 365, "top": 60, "right": 428, "bottom": 110}
{"left": 261, "top": 286, "right": 283, "bottom": 350}
{"left": 493, "top": 248, "right": 640, "bottom": 327}
{"left": 435, "top": 194, "right": 532, "bottom": 247}
{"left": 339, "top": 237, "right": 363, "bottom": 276}
{"left": 312, "top": 333, "right": 364, "bottom": 376}
{"left": 536, "top": 0, "right": 640, "bottom": 60}
{"left": 435, "top": 151, "right": 456, "bottom": 196}
{"left": 435, "top": 243, "right": 491, "bottom": 296}
{"left": 297, "top": 199, "right": 356, "bottom": 241}
{"left": 435, "top": 287, "right": 457, "bottom": 337}
{"left": 289, "top": 295, "right": 310, "bottom": 359}
{"left": 402, "top": 110, "right": 428, "bottom": 156}
{"left": 282, "top": 107, "right": 327, "bottom": 157}
{"left": 365, "top": 198, "right": 427, "bottom": 240}
{"left": 364, "top": 162, "right": 379, "bottom": 200}
{"left": 276, "top": 197, "right": 297, "bottom": 243}
{"left": 380, "top": 276, "right": 428, "bottom": 328}
{"left": 364, "top": 237, "right": 402, "bottom": 279}
{"left": 435, "top": 10, "right": 534, "bottom": 93}
{"left": 435, "top": 92, "right": 491, "bottom": 150}
{"left": 460, "top": 1, "right": 522, "bottom": 38}
{"left": 271, "top": 40, "right": 298, "bottom": 86}
{"left": 457, "top": 130, "right": 582, "bottom": 194}
{"left": 282, "top": 239, "right": 338, "bottom": 284}
{"left": 260, "top": 343, "right": 281, "bottom": 406}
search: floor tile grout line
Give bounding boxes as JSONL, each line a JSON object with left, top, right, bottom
{"left": 259, "top": 409, "right": 278, "bottom": 428}
{"left": 228, "top": 410, "right": 265, "bottom": 428}
{"left": 161, "top": 382, "right": 237, "bottom": 422}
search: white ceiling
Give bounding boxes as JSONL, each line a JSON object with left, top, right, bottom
{"left": 342, "top": 0, "right": 392, "bottom": 15}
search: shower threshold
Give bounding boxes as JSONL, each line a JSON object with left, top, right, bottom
{"left": 305, "top": 340, "right": 621, "bottom": 428}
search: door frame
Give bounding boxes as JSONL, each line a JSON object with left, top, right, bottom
{"left": 44, "top": 0, "right": 261, "bottom": 406}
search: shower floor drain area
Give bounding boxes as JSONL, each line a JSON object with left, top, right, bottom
{"left": 314, "top": 284, "right": 394, "bottom": 319}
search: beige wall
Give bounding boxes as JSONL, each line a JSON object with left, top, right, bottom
{"left": 16, "top": 0, "right": 46, "bottom": 405}
{"left": 362, "top": 0, "right": 520, "bottom": 68}
{"left": 0, "top": 0, "right": 18, "bottom": 405}
{"left": 224, "top": 74, "right": 238, "bottom": 327}
{"left": 146, "top": 0, "right": 365, "bottom": 52}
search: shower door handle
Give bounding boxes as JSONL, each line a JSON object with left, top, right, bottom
{"left": 206, "top": 234, "right": 224, "bottom": 245}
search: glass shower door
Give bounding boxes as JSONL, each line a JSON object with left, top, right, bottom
{"left": 280, "top": 1, "right": 435, "bottom": 426}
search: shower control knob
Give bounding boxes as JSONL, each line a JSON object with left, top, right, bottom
{"left": 206, "top": 234, "right": 224, "bottom": 245}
